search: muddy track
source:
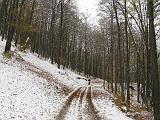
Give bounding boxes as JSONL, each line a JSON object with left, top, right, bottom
{"left": 15, "top": 54, "right": 72, "bottom": 95}
{"left": 77, "top": 87, "right": 87, "bottom": 120}
{"left": 54, "top": 86, "right": 101, "bottom": 120}
{"left": 55, "top": 87, "right": 82, "bottom": 120}
{"left": 85, "top": 86, "right": 101, "bottom": 120}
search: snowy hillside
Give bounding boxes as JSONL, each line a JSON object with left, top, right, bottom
{"left": 19, "top": 52, "right": 88, "bottom": 89}
{"left": 0, "top": 39, "right": 133, "bottom": 120}
{"left": 0, "top": 40, "right": 67, "bottom": 119}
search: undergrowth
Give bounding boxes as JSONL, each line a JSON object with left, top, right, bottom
{"left": 113, "top": 92, "right": 152, "bottom": 120}
{"left": 3, "top": 51, "right": 14, "bottom": 59}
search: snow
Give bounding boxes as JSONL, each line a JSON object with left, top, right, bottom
{"left": 92, "top": 79, "right": 133, "bottom": 120}
{"left": 0, "top": 38, "right": 133, "bottom": 120}
{"left": 93, "top": 98, "right": 132, "bottom": 120}
{"left": 19, "top": 52, "right": 88, "bottom": 89}
{"left": 0, "top": 39, "right": 65, "bottom": 120}
{"left": 64, "top": 99, "right": 78, "bottom": 120}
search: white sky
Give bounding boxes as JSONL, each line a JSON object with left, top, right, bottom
{"left": 76, "top": 0, "right": 99, "bottom": 25}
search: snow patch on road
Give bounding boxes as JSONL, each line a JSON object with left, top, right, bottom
{"left": 93, "top": 98, "right": 132, "bottom": 120}
{"left": 64, "top": 99, "right": 78, "bottom": 120}
{"left": 92, "top": 79, "right": 133, "bottom": 120}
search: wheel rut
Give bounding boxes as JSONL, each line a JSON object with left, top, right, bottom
{"left": 15, "top": 53, "right": 72, "bottom": 95}
{"left": 85, "top": 86, "right": 101, "bottom": 120}
{"left": 15, "top": 53, "right": 101, "bottom": 120}
{"left": 55, "top": 86, "right": 101, "bottom": 120}
{"left": 77, "top": 87, "right": 87, "bottom": 120}
{"left": 55, "top": 87, "right": 82, "bottom": 120}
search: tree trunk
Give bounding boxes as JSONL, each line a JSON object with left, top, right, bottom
{"left": 148, "top": 0, "right": 160, "bottom": 119}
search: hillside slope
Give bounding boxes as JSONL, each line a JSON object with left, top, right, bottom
{"left": 0, "top": 39, "right": 132, "bottom": 120}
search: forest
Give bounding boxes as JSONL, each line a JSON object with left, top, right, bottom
{"left": 0, "top": 0, "right": 160, "bottom": 119}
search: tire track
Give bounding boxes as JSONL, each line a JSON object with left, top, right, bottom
{"left": 55, "top": 87, "right": 82, "bottom": 120}
{"left": 15, "top": 53, "right": 72, "bottom": 95}
{"left": 85, "top": 86, "right": 101, "bottom": 120}
{"left": 77, "top": 87, "right": 87, "bottom": 120}
{"left": 15, "top": 53, "right": 100, "bottom": 120}
{"left": 55, "top": 86, "right": 101, "bottom": 120}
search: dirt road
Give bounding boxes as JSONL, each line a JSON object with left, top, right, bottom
{"left": 15, "top": 53, "right": 101, "bottom": 120}
{"left": 55, "top": 86, "right": 101, "bottom": 120}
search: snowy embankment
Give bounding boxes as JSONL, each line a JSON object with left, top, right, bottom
{"left": 0, "top": 40, "right": 65, "bottom": 120}
{"left": 19, "top": 52, "right": 88, "bottom": 89}
{"left": 0, "top": 39, "right": 87, "bottom": 120}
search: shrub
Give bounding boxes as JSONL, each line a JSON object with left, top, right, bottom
{"left": 3, "top": 51, "right": 14, "bottom": 59}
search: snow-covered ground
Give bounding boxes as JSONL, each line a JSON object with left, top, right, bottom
{"left": 19, "top": 52, "right": 88, "bottom": 89}
{"left": 0, "top": 39, "right": 133, "bottom": 120}
{"left": 91, "top": 79, "right": 133, "bottom": 120}
{"left": 0, "top": 39, "right": 66, "bottom": 120}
